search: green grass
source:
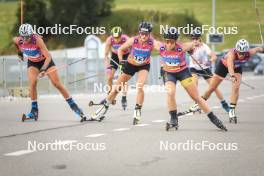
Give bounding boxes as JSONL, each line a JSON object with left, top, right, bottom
{"left": 0, "top": 0, "right": 264, "bottom": 53}
{"left": 114, "top": 0, "right": 264, "bottom": 50}
{"left": 0, "top": 1, "right": 18, "bottom": 53}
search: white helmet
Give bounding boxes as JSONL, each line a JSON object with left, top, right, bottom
{"left": 235, "top": 39, "right": 249, "bottom": 52}
{"left": 19, "top": 23, "right": 34, "bottom": 37}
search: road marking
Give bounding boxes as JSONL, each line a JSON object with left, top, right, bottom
{"left": 246, "top": 97, "right": 254, "bottom": 100}
{"left": 113, "top": 128, "right": 130, "bottom": 132}
{"left": 253, "top": 95, "right": 262, "bottom": 99}
{"left": 238, "top": 99, "right": 246, "bottom": 102}
{"left": 185, "top": 113, "right": 194, "bottom": 116}
{"left": 4, "top": 150, "right": 35, "bottom": 156}
{"left": 135, "top": 124, "right": 150, "bottom": 127}
{"left": 152, "top": 120, "right": 166, "bottom": 123}
{"left": 56, "top": 140, "right": 77, "bottom": 144}
{"left": 212, "top": 106, "right": 220, "bottom": 109}
{"left": 85, "top": 134, "right": 105, "bottom": 138}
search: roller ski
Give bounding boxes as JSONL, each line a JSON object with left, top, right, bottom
{"left": 121, "top": 96, "right": 127, "bottom": 110}
{"left": 177, "top": 103, "right": 202, "bottom": 116}
{"left": 229, "top": 108, "right": 237, "bottom": 124}
{"left": 88, "top": 99, "right": 116, "bottom": 107}
{"left": 80, "top": 116, "right": 104, "bottom": 122}
{"left": 89, "top": 101, "right": 109, "bottom": 122}
{"left": 208, "top": 112, "right": 228, "bottom": 131}
{"left": 22, "top": 109, "right": 38, "bottom": 122}
{"left": 133, "top": 104, "right": 141, "bottom": 125}
{"left": 166, "top": 111, "right": 178, "bottom": 131}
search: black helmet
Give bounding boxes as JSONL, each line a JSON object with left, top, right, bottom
{"left": 138, "top": 21, "right": 153, "bottom": 33}
{"left": 163, "top": 27, "right": 179, "bottom": 40}
{"left": 191, "top": 28, "right": 202, "bottom": 38}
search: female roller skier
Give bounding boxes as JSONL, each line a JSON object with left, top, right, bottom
{"left": 153, "top": 27, "right": 227, "bottom": 131}
{"left": 14, "top": 23, "right": 86, "bottom": 121}
{"left": 201, "top": 39, "right": 264, "bottom": 123}
{"left": 90, "top": 21, "right": 155, "bottom": 125}
{"left": 188, "top": 29, "right": 229, "bottom": 113}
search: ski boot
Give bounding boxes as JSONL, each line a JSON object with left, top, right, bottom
{"left": 133, "top": 104, "right": 141, "bottom": 125}
{"left": 229, "top": 108, "right": 237, "bottom": 124}
{"left": 22, "top": 109, "right": 38, "bottom": 122}
{"left": 166, "top": 111, "right": 178, "bottom": 131}
{"left": 221, "top": 100, "right": 230, "bottom": 113}
{"left": 69, "top": 102, "right": 88, "bottom": 122}
{"left": 121, "top": 96, "right": 127, "bottom": 110}
{"left": 208, "top": 112, "right": 228, "bottom": 131}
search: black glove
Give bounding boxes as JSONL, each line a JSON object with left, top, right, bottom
{"left": 187, "top": 49, "right": 194, "bottom": 55}
{"left": 17, "top": 51, "right": 24, "bottom": 61}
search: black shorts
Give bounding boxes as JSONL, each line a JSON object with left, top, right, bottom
{"left": 189, "top": 67, "right": 213, "bottom": 80}
{"left": 110, "top": 53, "right": 129, "bottom": 70}
{"left": 122, "top": 62, "right": 150, "bottom": 76}
{"left": 164, "top": 68, "right": 193, "bottom": 87}
{"left": 27, "top": 59, "right": 55, "bottom": 70}
{"left": 214, "top": 59, "right": 242, "bottom": 78}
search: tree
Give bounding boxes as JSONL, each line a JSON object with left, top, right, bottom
{"left": 12, "top": 0, "right": 50, "bottom": 38}
{"left": 48, "top": 0, "right": 114, "bottom": 27}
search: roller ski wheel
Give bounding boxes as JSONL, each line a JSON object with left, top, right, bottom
{"left": 22, "top": 114, "right": 26, "bottom": 122}
{"left": 98, "top": 116, "right": 105, "bottom": 122}
{"left": 133, "top": 118, "right": 139, "bottom": 125}
{"left": 229, "top": 117, "right": 237, "bottom": 124}
{"left": 88, "top": 101, "right": 94, "bottom": 107}
{"left": 122, "top": 103, "right": 127, "bottom": 110}
{"left": 166, "top": 122, "right": 178, "bottom": 131}
{"left": 121, "top": 97, "right": 127, "bottom": 110}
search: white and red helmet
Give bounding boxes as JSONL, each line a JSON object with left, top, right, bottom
{"left": 19, "top": 23, "right": 34, "bottom": 37}
{"left": 235, "top": 39, "right": 249, "bottom": 52}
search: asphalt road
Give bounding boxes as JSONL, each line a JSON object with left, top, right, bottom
{"left": 0, "top": 73, "right": 264, "bottom": 176}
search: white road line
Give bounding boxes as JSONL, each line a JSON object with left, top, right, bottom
{"left": 135, "top": 124, "right": 150, "bottom": 127}
{"left": 85, "top": 134, "right": 105, "bottom": 138}
{"left": 238, "top": 99, "right": 246, "bottom": 102}
{"left": 56, "top": 140, "right": 77, "bottom": 145}
{"left": 253, "top": 95, "right": 261, "bottom": 98}
{"left": 246, "top": 97, "right": 254, "bottom": 100}
{"left": 185, "top": 113, "right": 194, "bottom": 116}
{"left": 152, "top": 120, "right": 166, "bottom": 123}
{"left": 4, "top": 150, "right": 35, "bottom": 156}
{"left": 212, "top": 106, "right": 220, "bottom": 109}
{"left": 113, "top": 128, "right": 130, "bottom": 132}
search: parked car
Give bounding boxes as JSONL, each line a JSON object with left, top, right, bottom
{"left": 254, "top": 59, "right": 264, "bottom": 75}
